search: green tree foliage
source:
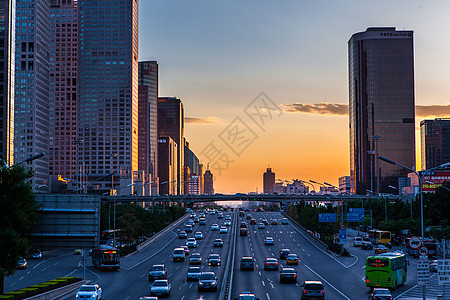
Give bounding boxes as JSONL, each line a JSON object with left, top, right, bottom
{"left": 0, "top": 162, "right": 38, "bottom": 294}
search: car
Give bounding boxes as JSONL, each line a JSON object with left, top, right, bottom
{"left": 240, "top": 228, "right": 248, "bottom": 236}
{"left": 280, "top": 267, "right": 297, "bottom": 283}
{"left": 286, "top": 253, "right": 299, "bottom": 265}
{"left": 139, "top": 297, "right": 158, "bottom": 300}
{"left": 148, "top": 264, "right": 167, "bottom": 281}
{"left": 199, "top": 218, "right": 206, "bottom": 225}
{"left": 208, "top": 254, "right": 221, "bottom": 266}
{"left": 30, "top": 249, "right": 43, "bottom": 259}
{"left": 150, "top": 280, "right": 171, "bottom": 297}
{"left": 16, "top": 257, "right": 27, "bottom": 269}
{"left": 225, "top": 215, "right": 231, "bottom": 221}
{"left": 240, "top": 221, "right": 248, "bottom": 228}
{"left": 353, "top": 237, "right": 363, "bottom": 247}
{"left": 76, "top": 284, "right": 102, "bottom": 300}
{"left": 198, "top": 272, "right": 218, "bottom": 292}
{"left": 189, "top": 253, "right": 202, "bottom": 265}
{"left": 301, "top": 281, "right": 325, "bottom": 299}
{"left": 185, "top": 224, "right": 193, "bottom": 233}
{"left": 194, "top": 217, "right": 200, "bottom": 223}
{"left": 258, "top": 223, "right": 265, "bottom": 229}
{"left": 224, "top": 220, "right": 232, "bottom": 226}
{"left": 211, "top": 224, "right": 219, "bottom": 231}
{"left": 264, "top": 237, "right": 274, "bottom": 245}
{"left": 239, "top": 211, "right": 245, "bottom": 217}
{"left": 173, "top": 248, "right": 185, "bottom": 262}
{"left": 279, "top": 249, "right": 291, "bottom": 259}
{"left": 281, "top": 218, "right": 289, "bottom": 225}
{"left": 213, "top": 238, "right": 224, "bottom": 247}
{"left": 246, "top": 214, "right": 252, "bottom": 220}
{"left": 240, "top": 257, "right": 255, "bottom": 271}
{"left": 220, "top": 226, "right": 228, "bottom": 234}
{"left": 187, "top": 266, "right": 202, "bottom": 281}
{"left": 264, "top": 258, "right": 279, "bottom": 270}
{"left": 181, "top": 245, "right": 190, "bottom": 256}
{"left": 218, "top": 213, "right": 224, "bottom": 219}
{"left": 235, "top": 292, "right": 260, "bottom": 300}
{"left": 374, "top": 244, "right": 388, "bottom": 254}
{"left": 199, "top": 213, "right": 206, "bottom": 218}
{"left": 187, "top": 237, "right": 198, "bottom": 248}
{"left": 187, "top": 220, "right": 195, "bottom": 226}
{"left": 74, "top": 249, "right": 82, "bottom": 255}
{"left": 262, "top": 219, "right": 269, "bottom": 225}
{"left": 271, "top": 219, "right": 278, "bottom": 225}
{"left": 194, "top": 232, "right": 203, "bottom": 239}
{"left": 190, "top": 213, "right": 196, "bottom": 218}
{"left": 250, "top": 218, "right": 257, "bottom": 225}
{"left": 430, "top": 260, "right": 438, "bottom": 272}
{"left": 368, "top": 288, "right": 393, "bottom": 300}
{"left": 361, "top": 241, "right": 373, "bottom": 250}
{"left": 178, "top": 230, "right": 187, "bottom": 239}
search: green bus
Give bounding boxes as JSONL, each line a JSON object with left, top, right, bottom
{"left": 365, "top": 252, "right": 407, "bottom": 289}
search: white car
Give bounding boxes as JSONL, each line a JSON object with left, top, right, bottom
{"left": 219, "top": 226, "right": 228, "bottom": 234}
{"left": 76, "top": 284, "right": 102, "bottom": 300}
{"left": 150, "top": 279, "right": 171, "bottom": 297}
{"left": 194, "top": 232, "right": 203, "bottom": 239}
{"left": 224, "top": 220, "right": 231, "bottom": 226}
{"left": 211, "top": 224, "right": 219, "bottom": 231}
{"left": 187, "top": 237, "right": 198, "bottom": 248}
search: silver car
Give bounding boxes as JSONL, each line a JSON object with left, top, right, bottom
{"left": 76, "top": 284, "right": 102, "bottom": 300}
{"left": 150, "top": 280, "right": 171, "bottom": 297}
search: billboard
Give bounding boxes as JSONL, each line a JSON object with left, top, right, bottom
{"left": 421, "top": 171, "right": 450, "bottom": 192}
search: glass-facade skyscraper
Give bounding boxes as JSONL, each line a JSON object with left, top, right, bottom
{"left": 421, "top": 118, "right": 450, "bottom": 170}
{"left": 349, "top": 27, "right": 415, "bottom": 195}
{"left": 78, "top": 0, "right": 139, "bottom": 191}
{"left": 0, "top": 0, "right": 15, "bottom": 166}
{"left": 14, "top": 0, "right": 50, "bottom": 188}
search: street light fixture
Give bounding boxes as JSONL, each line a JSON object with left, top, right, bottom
{"left": 6, "top": 152, "right": 46, "bottom": 169}
{"left": 310, "top": 180, "right": 327, "bottom": 194}
{"left": 299, "top": 180, "right": 315, "bottom": 193}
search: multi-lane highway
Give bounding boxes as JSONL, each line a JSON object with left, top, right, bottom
{"left": 5, "top": 210, "right": 445, "bottom": 299}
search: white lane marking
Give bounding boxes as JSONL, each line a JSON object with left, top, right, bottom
{"left": 32, "top": 260, "right": 47, "bottom": 270}
{"left": 124, "top": 297, "right": 130, "bottom": 300}
{"left": 9, "top": 282, "right": 15, "bottom": 287}
{"left": 307, "top": 253, "right": 311, "bottom": 256}
{"left": 26, "top": 271, "right": 31, "bottom": 275}
{"left": 262, "top": 280, "right": 265, "bottom": 286}
{"left": 41, "top": 268, "right": 47, "bottom": 272}
{"left": 53, "top": 262, "right": 59, "bottom": 266}
{"left": 297, "top": 243, "right": 300, "bottom": 247}
{"left": 362, "top": 266, "right": 366, "bottom": 269}
{"left": 304, "top": 264, "right": 351, "bottom": 299}
{"left": 189, "top": 282, "right": 194, "bottom": 288}
{"left": 181, "top": 296, "right": 185, "bottom": 300}
{"left": 266, "top": 292, "right": 271, "bottom": 299}
{"left": 258, "top": 271, "right": 261, "bottom": 276}
{"left": 19, "top": 276, "right": 24, "bottom": 280}
{"left": 139, "top": 273, "right": 146, "bottom": 278}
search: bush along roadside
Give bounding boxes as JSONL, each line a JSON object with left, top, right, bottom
{"left": 0, "top": 277, "right": 81, "bottom": 299}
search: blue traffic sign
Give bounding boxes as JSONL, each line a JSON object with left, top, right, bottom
{"left": 319, "top": 213, "right": 336, "bottom": 223}
{"left": 347, "top": 208, "right": 364, "bottom": 222}
{"left": 339, "top": 229, "right": 347, "bottom": 244}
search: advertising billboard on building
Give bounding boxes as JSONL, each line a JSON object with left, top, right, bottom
{"left": 421, "top": 171, "right": 450, "bottom": 192}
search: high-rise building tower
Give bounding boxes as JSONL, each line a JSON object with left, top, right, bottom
{"left": 0, "top": 0, "right": 15, "bottom": 166}
{"left": 78, "top": 0, "right": 139, "bottom": 192}
{"left": 158, "top": 97, "right": 184, "bottom": 194}
{"left": 204, "top": 168, "right": 214, "bottom": 195}
{"left": 158, "top": 136, "right": 177, "bottom": 195}
{"left": 138, "top": 61, "right": 158, "bottom": 194}
{"left": 14, "top": 0, "right": 51, "bottom": 188}
{"left": 421, "top": 118, "right": 450, "bottom": 170}
{"left": 48, "top": 0, "right": 78, "bottom": 181}
{"left": 349, "top": 27, "right": 415, "bottom": 195}
{"left": 263, "top": 167, "right": 275, "bottom": 194}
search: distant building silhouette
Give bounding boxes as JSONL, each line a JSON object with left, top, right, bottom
{"left": 158, "top": 137, "right": 178, "bottom": 195}
{"left": 420, "top": 118, "right": 450, "bottom": 170}
{"left": 263, "top": 167, "right": 275, "bottom": 194}
{"left": 204, "top": 168, "right": 214, "bottom": 195}
{"left": 349, "top": 27, "right": 415, "bottom": 195}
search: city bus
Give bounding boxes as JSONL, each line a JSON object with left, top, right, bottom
{"left": 365, "top": 252, "right": 407, "bottom": 290}
{"left": 92, "top": 245, "right": 120, "bottom": 270}
{"left": 368, "top": 230, "right": 392, "bottom": 246}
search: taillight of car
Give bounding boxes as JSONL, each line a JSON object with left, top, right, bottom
{"left": 321, "top": 290, "right": 325, "bottom": 294}
{"left": 266, "top": 263, "right": 269, "bottom": 265}
{"left": 303, "top": 290, "right": 307, "bottom": 294}
{"left": 274, "top": 263, "right": 278, "bottom": 265}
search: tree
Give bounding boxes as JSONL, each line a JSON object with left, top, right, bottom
{"left": 0, "top": 161, "right": 38, "bottom": 294}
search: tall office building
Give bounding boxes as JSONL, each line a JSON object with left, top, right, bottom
{"left": 349, "top": 27, "right": 415, "bottom": 195}
{"left": 158, "top": 97, "right": 184, "bottom": 194}
{"left": 0, "top": 0, "right": 15, "bottom": 166}
{"left": 14, "top": 0, "right": 51, "bottom": 188}
{"left": 138, "top": 61, "right": 158, "bottom": 194}
{"left": 204, "top": 168, "right": 214, "bottom": 195}
{"left": 263, "top": 167, "right": 275, "bottom": 194}
{"left": 158, "top": 137, "right": 177, "bottom": 195}
{"left": 48, "top": 0, "right": 78, "bottom": 180}
{"left": 78, "top": 0, "right": 139, "bottom": 192}
{"left": 420, "top": 118, "right": 450, "bottom": 170}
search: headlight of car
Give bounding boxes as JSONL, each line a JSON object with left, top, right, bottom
{"left": 199, "top": 282, "right": 204, "bottom": 285}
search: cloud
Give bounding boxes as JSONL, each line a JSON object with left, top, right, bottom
{"left": 283, "top": 102, "right": 450, "bottom": 118}
{"left": 185, "top": 116, "right": 221, "bottom": 124}
{"left": 282, "top": 102, "right": 348, "bottom": 116}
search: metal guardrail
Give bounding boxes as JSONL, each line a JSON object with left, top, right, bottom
{"left": 219, "top": 211, "right": 238, "bottom": 300}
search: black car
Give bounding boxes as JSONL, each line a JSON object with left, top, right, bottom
{"left": 178, "top": 231, "right": 187, "bottom": 239}
{"left": 368, "top": 288, "right": 393, "bottom": 300}
{"left": 301, "top": 281, "right": 325, "bottom": 299}
{"left": 279, "top": 249, "right": 291, "bottom": 259}
{"left": 198, "top": 272, "right": 218, "bottom": 292}
{"left": 213, "top": 238, "right": 224, "bottom": 247}
{"left": 361, "top": 241, "right": 373, "bottom": 250}
{"left": 240, "top": 257, "right": 255, "bottom": 271}
{"left": 279, "top": 268, "right": 297, "bottom": 283}
{"left": 148, "top": 264, "right": 167, "bottom": 281}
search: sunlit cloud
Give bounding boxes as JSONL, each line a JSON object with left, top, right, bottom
{"left": 283, "top": 102, "right": 450, "bottom": 118}
{"left": 185, "top": 116, "right": 221, "bottom": 124}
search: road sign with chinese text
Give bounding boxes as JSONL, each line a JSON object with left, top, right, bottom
{"left": 438, "top": 259, "right": 450, "bottom": 285}
{"left": 347, "top": 208, "right": 364, "bottom": 222}
{"left": 417, "top": 258, "right": 429, "bottom": 286}
{"left": 319, "top": 213, "right": 336, "bottom": 223}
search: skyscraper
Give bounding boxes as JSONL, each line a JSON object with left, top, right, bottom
{"left": 138, "top": 61, "right": 158, "bottom": 194}
{"left": 204, "top": 168, "right": 214, "bottom": 195}
{"left": 78, "top": 0, "right": 139, "bottom": 192}
{"left": 158, "top": 97, "right": 184, "bottom": 194}
{"left": 420, "top": 118, "right": 450, "bottom": 170}
{"left": 263, "top": 167, "right": 275, "bottom": 194}
{"left": 14, "top": 0, "right": 51, "bottom": 188}
{"left": 0, "top": 0, "right": 15, "bottom": 166}
{"left": 349, "top": 27, "right": 415, "bottom": 195}
{"left": 158, "top": 137, "right": 177, "bottom": 195}
{"left": 48, "top": 0, "right": 78, "bottom": 180}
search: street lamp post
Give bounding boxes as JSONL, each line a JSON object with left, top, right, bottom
{"left": 6, "top": 152, "right": 46, "bottom": 169}
{"left": 378, "top": 155, "right": 450, "bottom": 300}
{"left": 310, "top": 180, "right": 327, "bottom": 195}
{"left": 112, "top": 182, "right": 136, "bottom": 247}
{"left": 368, "top": 150, "right": 376, "bottom": 193}
{"left": 299, "top": 180, "right": 315, "bottom": 194}
{"left": 372, "top": 135, "right": 382, "bottom": 195}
